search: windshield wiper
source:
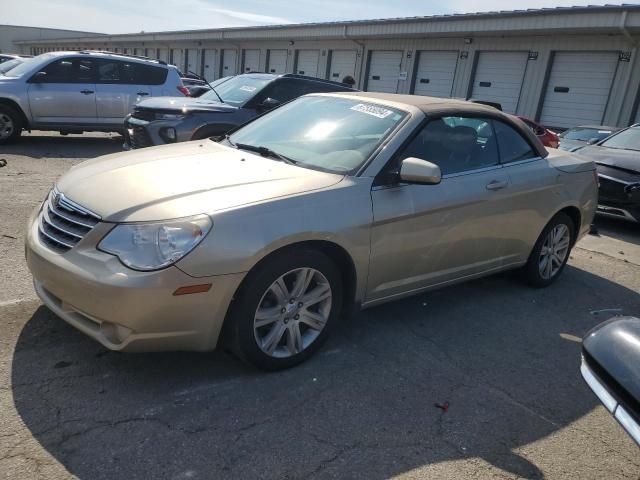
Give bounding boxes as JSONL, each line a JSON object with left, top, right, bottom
{"left": 235, "top": 143, "right": 297, "bottom": 165}
{"left": 188, "top": 69, "right": 224, "bottom": 104}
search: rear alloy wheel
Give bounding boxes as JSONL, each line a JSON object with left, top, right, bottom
{"left": 522, "top": 212, "right": 575, "bottom": 287}
{"left": 228, "top": 249, "right": 342, "bottom": 370}
{"left": 0, "top": 105, "right": 22, "bottom": 144}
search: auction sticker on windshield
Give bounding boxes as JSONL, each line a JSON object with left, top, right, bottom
{"left": 350, "top": 103, "right": 393, "bottom": 119}
{"left": 240, "top": 85, "right": 257, "bottom": 92}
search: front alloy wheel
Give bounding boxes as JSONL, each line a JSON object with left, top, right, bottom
{"left": 228, "top": 249, "right": 343, "bottom": 370}
{"left": 254, "top": 268, "right": 332, "bottom": 358}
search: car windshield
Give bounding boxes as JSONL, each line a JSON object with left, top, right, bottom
{"left": 559, "top": 127, "right": 613, "bottom": 142}
{"left": 600, "top": 126, "right": 640, "bottom": 151}
{"left": 3, "top": 55, "right": 45, "bottom": 77}
{"left": 228, "top": 95, "right": 407, "bottom": 174}
{"left": 0, "top": 58, "right": 23, "bottom": 75}
{"left": 200, "top": 75, "right": 272, "bottom": 106}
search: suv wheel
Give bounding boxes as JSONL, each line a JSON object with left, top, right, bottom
{"left": 0, "top": 105, "right": 22, "bottom": 144}
{"left": 228, "top": 249, "right": 343, "bottom": 370}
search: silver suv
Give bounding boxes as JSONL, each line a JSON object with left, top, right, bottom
{"left": 0, "top": 51, "right": 186, "bottom": 143}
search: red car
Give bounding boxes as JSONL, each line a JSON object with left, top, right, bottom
{"left": 518, "top": 116, "right": 559, "bottom": 148}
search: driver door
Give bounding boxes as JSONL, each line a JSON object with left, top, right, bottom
{"left": 367, "top": 117, "right": 513, "bottom": 303}
{"left": 28, "top": 57, "right": 98, "bottom": 125}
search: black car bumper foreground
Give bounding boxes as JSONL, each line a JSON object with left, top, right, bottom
{"left": 581, "top": 358, "right": 640, "bottom": 445}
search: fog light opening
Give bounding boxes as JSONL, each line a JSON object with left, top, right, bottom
{"left": 161, "top": 127, "right": 177, "bottom": 142}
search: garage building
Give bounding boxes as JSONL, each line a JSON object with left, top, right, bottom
{"left": 12, "top": 5, "right": 640, "bottom": 128}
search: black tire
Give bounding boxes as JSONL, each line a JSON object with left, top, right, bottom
{"left": 521, "top": 212, "right": 576, "bottom": 287}
{"left": 227, "top": 248, "right": 343, "bottom": 371}
{"left": 0, "top": 105, "right": 23, "bottom": 144}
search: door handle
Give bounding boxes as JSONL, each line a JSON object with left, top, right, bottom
{"left": 80, "top": 90, "right": 94, "bottom": 95}
{"left": 137, "top": 92, "right": 150, "bottom": 96}
{"left": 486, "top": 180, "right": 508, "bottom": 191}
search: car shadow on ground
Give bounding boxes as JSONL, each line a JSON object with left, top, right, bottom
{"left": 2, "top": 133, "right": 123, "bottom": 159}
{"left": 9, "top": 265, "right": 640, "bottom": 479}
{"left": 592, "top": 216, "right": 640, "bottom": 247}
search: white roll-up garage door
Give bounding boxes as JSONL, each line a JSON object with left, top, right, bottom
{"left": 296, "top": 50, "right": 320, "bottom": 77}
{"left": 221, "top": 49, "right": 237, "bottom": 77}
{"left": 413, "top": 50, "right": 459, "bottom": 98}
{"left": 267, "top": 49, "right": 288, "bottom": 74}
{"left": 367, "top": 51, "right": 402, "bottom": 93}
{"left": 202, "top": 49, "right": 217, "bottom": 81}
{"left": 243, "top": 49, "right": 260, "bottom": 73}
{"left": 157, "top": 48, "right": 169, "bottom": 63}
{"left": 328, "top": 50, "right": 357, "bottom": 83}
{"left": 171, "top": 49, "right": 184, "bottom": 71}
{"left": 186, "top": 49, "right": 199, "bottom": 75}
{"left": 470, "top": 51, "right": 528, "bottom": 114}
{"left": 540, "top": 52, "right": 619, "bottom": 129}
{"left": 146, "top": 48, "right": 156, "bottom": 60}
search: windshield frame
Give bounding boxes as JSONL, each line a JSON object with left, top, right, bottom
{"left": 226, "top": 94, "right": 411, "bottom": 175}
{"left": 599, "top": 126, "right": 640, "bottom": 151}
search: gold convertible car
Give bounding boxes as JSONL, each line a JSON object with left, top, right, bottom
{"left": 26, "top": 92, "right": 598, "bottom": 370}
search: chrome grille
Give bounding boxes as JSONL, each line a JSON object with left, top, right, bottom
{"left": 38, "top": 189, "right": 101, "bottom": 253}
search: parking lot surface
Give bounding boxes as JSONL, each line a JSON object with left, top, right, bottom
{"left": 1, "top": 133, "right": 639, "bottom": 479}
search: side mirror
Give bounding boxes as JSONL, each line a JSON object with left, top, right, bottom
{"left": 259, "top": 97, "right": 281, "bottom": 110}
{"left": 30, "top": 71, "right": 47, "bottom": 83}
{"left": 400, "top": 157, "right": 442, "bottom": 185}
{"left": 587, "top": 137, "right": 600, "bottom": 145}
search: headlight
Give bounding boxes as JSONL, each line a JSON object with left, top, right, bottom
{"left": 156, "top": 113, "right": 185, "bottom": 120}
{"left": 98, "top": 215, "right": 212, "bottom": 271}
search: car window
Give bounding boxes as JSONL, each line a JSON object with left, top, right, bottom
{"left": 560, "top": 127, "right": 614, "bottom": 142}
{"left": 600, "top": 126, "right": 640, "bottom": 151}
{"left": 200, "top": 75, "right": 273, "bottom": 106}
{"left": 259, "top": 80, "right": 309, "bottom": 103}
{"left": 493, "top": 120, "right": 537, "bottom": 163}
{"left": 0, "top": 59, "right": 23, "bottom": 75}
{"left": 37, "top": 58, "right": 94, "bottom": 83}
{"left": 96, "top": 60, "right": 168, "bottom": 85}
{"left": 399, "top": 117, "right": 499, "bottom": 175}
{"left": 229, "top": 96, "right": 406, "bottom": 174}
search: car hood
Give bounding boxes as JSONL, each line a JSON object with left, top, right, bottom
{"left": 136, "top": 96, "right": 238, "bottom": 113}
{"left": 576, "top": 145, "right": 640, "bottom": 173}
{"left": 57, "top": 141, "right": 344, "bottom": 222}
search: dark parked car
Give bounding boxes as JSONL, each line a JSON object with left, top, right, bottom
{"left": 558, "top": 125, "right": 619, "bottom": 152}
{"left": 123, "top": 73, "right": 356, "bottom": 149}
{"left": 577, "top": 125, "right": 640, "bottom": 222}
{"left": 581, "top": 316, "right": 640, "bottom": 446}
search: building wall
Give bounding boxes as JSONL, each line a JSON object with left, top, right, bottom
{"left": 27, "top": 32, "right": 639, "bottom": 127}
{"left": 0, "top": 25, "right": 102, "bottom": 54}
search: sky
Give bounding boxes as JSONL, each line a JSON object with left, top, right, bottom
{"left": 0, "top": 0, "right": 635, "bottom": 34}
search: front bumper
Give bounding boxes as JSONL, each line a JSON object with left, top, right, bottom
{"left": 25, "top": 210, "right": 245, "bottom": 352}
{"left": 123, "top": 115, "right": 196, "bottom": 149}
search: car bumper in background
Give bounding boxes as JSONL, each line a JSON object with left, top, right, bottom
{"left": 123, "top": 114, "right": 195, "bottom": 149}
